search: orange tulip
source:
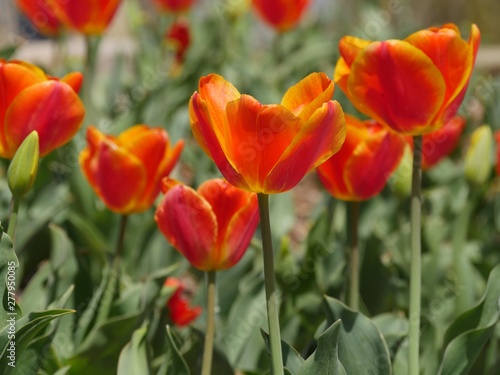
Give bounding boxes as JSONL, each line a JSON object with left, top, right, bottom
{"left": 155, "top": 178, "right": 259, "bottom": 271}
{"left": 189, "top": 73, "right": 346, "bottom": 194}
{"left": 49, "top": 0, "right": 122, "bottom": 35}
{"left": 80, "top": 125, "right": 184, "bottom": 214}
{"left": 165, "top": 278, "right": 202, "bottom": 327}
{"left": 0, "top": 59, "right": 84, "bottom": 159}
{"left": 495, "top": 130, "right": 500, "bottom": 177}
{"left": 334, "top": 24, "right": 480, "bottom": 135}
{"left": 421, "top": 116, "right": 466, "bottom": 170}
{"left": 317, "top": 114, "right": 406, "bottom": 201}
{"left": 16, "top": 0, "right": 61, "bottom": 36}
{"left": 251, "top": 0, "right": 311, "bottom": 31}
{"left": 165, "top": 18, "right": 190, "bottom": 65}
{"left": 153, "top": 0, "right": 194, "bottom": 13}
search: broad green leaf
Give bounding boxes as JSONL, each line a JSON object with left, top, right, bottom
{"left": 261, "top": 329, "right": 304, "bottom": 375}
{"left": 299, "top": 320, "right": 346, "bottom": 375}
{"left": 118, "top": 327, "right": 151, "bottom": 375}
{"left": 373, "top": 313, "right": 409, "bottom": 352}
{"left": 324, "top": 296, "right": 392, "bottom": 375}
{"left": 0, "top": 309, "right": 74, "bottom": 375}
{"left": 0, "top": 227, "right": 19, "bottom": 324}
{"left": 438, "top": 264, "right": 500, "bottom": 375}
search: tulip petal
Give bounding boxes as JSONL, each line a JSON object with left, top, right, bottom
{"left": 280, "top": 72, "right": 334, "bottom": 119}
{"left": 189, "top": 92, "right": 250, "bottom": 190}
{"left": 225, "top": 95, "right": 304, "bottom": 192}
{"left": 266, "top": 100, "right": 346, "bottom": 193}
{"left": 93, "top": 141, "right": 146, "bottom": 213}
{"left": 4, "top": 80, "right": 84, "bottom": 158}
{"left": 60, "top": 72, "right": 84, "bottom": 93}
{"left": 348, "top": 40, "right": 446, "bottom": 134}
{"left": 198, "top": 179, "right": 258, "bottom": 270}
{"left": 155, "top": 185, "right": 217, "bottom": 271}
{"left": 251, "top": 0, "right": 310, "bottom": 31}
{"left": 338, "top": 36, "right": 372, "bottom": 66}
{"left": 79, "top": 126, "right": 108, "bottom": 190}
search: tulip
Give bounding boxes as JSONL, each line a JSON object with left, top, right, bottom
{"left": 153, "top": 0, "right": 194, "bottom": 13}
{"left": 155, "top": 178, "right": 259, "bottom": 271}
{"left": 317, "top": 114, "right": 406, "bottom": 201}
{"left": 251, "top": 0, "right": 311, "bottom": 31}
{"left": 7, "top": 131, "right": 39, "bottom": 198}
{"left": 49, "top": 0, "right": 122, "bottom": 35}
{"left": 464, "top": 125, "right": 493, "bottom": 186}
{"left": 496, "top": 131, "right": 500, "bottom": 177}
{"left": 165, "top": 18, "right": 190, "bottom": 66}
{"left": 334, "top": 23, "right": 480, "bottom": 135}
{"left": 79, "top": 125, "right": 184, "bottom": 214}
{"left": 165, "top": 278, "right": 202, "bottom": 327}
{"left": 0, "top": 59, "right": 85, "bottom": 159}
{"left": 189, "top": 72, "right": 346, "bottom": 194}
{"left": 16, "top": 0, "right": 61, "bottom": 36}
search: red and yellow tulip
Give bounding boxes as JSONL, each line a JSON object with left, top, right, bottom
{"left": 165, "top": 277, "right": 202, "bottom": 327}
{"left": 49, "top": 0, "right": 122, "bottom": 35}
{"left": 165, "top": 18, "right": 191, "bottom": 66}
{"left": 0, "top": 60, "right": 84, "bottom": 159}
{"left": 153, "top": 0, "right": 194, "bottom": 13}
{"left": 334, "top": 24, "right": 480, "bottom": 135}
{"left": 189, "top": 73, "right": 346, "bottom": 194}
{"left": 317, "top": 114, "right": 406, "bottom": 201}
{"left": 79, "top": 125, "right": 184, "bottom": 214}
{"left": 251, "top": 0, "right": 311, "bottom": 31}
{"left": 16, "top": 0, "right": 61, "bottom": 36}
{"left": 155, "top": 178, "right": 259, "bottom": 271}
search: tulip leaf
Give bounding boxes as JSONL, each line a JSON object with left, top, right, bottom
{"left": 261, "top": 329, "right": 304, "bottom": 375}
{"left": 0, "top": 309, "right": 74, "bottom": 375}
{"left": 162, "top": 326, "right": 190, "bottom": 375}
{"left": 438, "top": 264, "right": 500, "bottom": 375}
{"left": 118, "top": 327, "right": 151, "bottom": 375}
{"left": 323, "top": 296, "right": 392, "bottom": 375}
{"left": 299, "top": 319, "right": 346, "bottom": 375}
{"left": 0, "top": 227, "right": 20, "bottom": 324}
{"left": 0, "top": 45, "right": 17, "bottom": 59}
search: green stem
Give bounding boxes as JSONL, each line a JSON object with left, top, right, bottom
{"left": 114, "top": 215, "right": 128, "bottom": 261}
{"left": 201, "top": 271, "right": 216, "bottom": 375}
{"left": 257, "top": 193, "right": 284, "bottom": 375}
{"left": 83, "top": 35, "right": 100, "bottom": 113}
{"left": 409, "top": 136, "right": 422, "bottom": 375}
{"left": 348, "top": 202, "right": 360, "bottom": 310}
{"left": 7, "top": 197, "right": 20, "bottom": 240}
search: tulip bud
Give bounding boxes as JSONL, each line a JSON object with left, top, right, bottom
{"left": 464, "top": 125, "right": 493, "bottom": 186}
{"left": 389, "top": 144, "right": 413, "bottom": 198}
{"left": 7, "top": 131, "right": 40, "bottom": 198}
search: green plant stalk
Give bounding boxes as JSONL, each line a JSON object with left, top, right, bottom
{"left": 257, "top": 193, "right": 284, "bottom": 375}
{"left": 348, "top": 202, "right": 360, "bottom": 310}
{"left": 7, "top": 197, "right": 20, "bottom": 240}
{"left": 83, "top": 35, "right": 100, "bottom": 108}
{"left": 201, "top": 271, "right": 216, "bottom": 375}
{"left": 409, "top": 135, "right": 422, "bottom": 375}
{"left": 115, "top": 215, "right": 128, "bottom": 261}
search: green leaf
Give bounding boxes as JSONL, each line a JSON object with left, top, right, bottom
{"left": 373, "top": 313, "right": 408, "bottom": 352}
{"left": 0, "top": 228, "right": 20, "bottom": 324}
{"left": 438, "top": 264, "right": 500, "bottom": 375}
{"left": 261, "top": 329, "right": 304, "bottom": 375}
{"left": 160, "top": 326, "right": 190, "bottom": 375}
{"left": 323, "top": 296, "right": 392, "bottom": 375}
{"left": 118, "top": 327, "right": 151, "bottom": 375}
{"left": 0, "top": 45, "right": 17, "bottom": 59}
{"left": 299, "top": 320, "right": 346, "bottom": 375}
{"left": 0, "top": 309, "right": 74, "bottom": 375}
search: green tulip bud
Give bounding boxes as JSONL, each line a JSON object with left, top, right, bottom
{"left": 389, "top": 143, "right": 413, "bottom": 198}
{"left": 7, "top": 131, "right": 40, "bottom": 198}
{"left": 464, "top": 125, "right": 493, "bottom": 186}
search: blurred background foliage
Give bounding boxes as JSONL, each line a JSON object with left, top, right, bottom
{"left": 0, "top": 0, "right": 499, "bottom": 374}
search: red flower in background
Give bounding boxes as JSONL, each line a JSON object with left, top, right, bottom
{"left": 16, "top": 0, "right": 61, "bottom": 36}
{"left": 165, "top": 278, "right": 201, "bottom": 327}
{"left": 155, "top": 178, "right": 259, "bottom": 271}
{"left": 153, "top": 0, "right": 194, "bottom": 13}
{"left": 49, "top": 0, "right": 122, "bottom": 35}
{"left": 251, "top": 0, "right": 311, "bottom": 31}
{"left": 189, "top": 73, "right": 346, "bottom": 194}
{"left": 0, "top": 60, "right": 84, "bottom": 159}
{"left": 79, "top": 125, "right": 184, "bottom": 214}
{"left": 334, "top": 24, "right": 480, "bottom": 135}
{"left": 165, "top": 18, "right": 191, "bottom": 65}
{"left": 317, "top": 114, "right": 406, "bottom": 201}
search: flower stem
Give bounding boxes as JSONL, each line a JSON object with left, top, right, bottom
{"left": 257, "top": 193, "right": 283, "bottom": 375}
{"left": 114, "top": 215, "right": 128, "bottom": 261}
{"left": 409, "top": 135, "right": 422, "bottom": 375}
{"left": 201, "top": 271, "right": 216, "bottom": 375}
{"left": 7, "top": 197, "right": 20, "bottom": 240}
{"left": 348, "top": 202, "right": 360, "bottom": 310}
